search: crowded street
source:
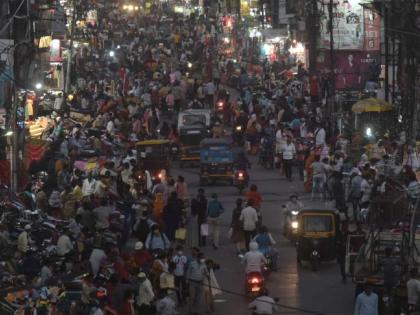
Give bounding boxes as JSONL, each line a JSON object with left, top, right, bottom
{"left": 173, "top": 158, "right": 354, "bottom": 314}
{"left": 1, "top": 0, "right": 420, "bottom": 315}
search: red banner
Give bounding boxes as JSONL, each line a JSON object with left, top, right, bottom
{"left": 25, "top": 139, "right": 49, "bottom": 170}
{"left": 317, "top": 51, "right": 380, "bottom": 90}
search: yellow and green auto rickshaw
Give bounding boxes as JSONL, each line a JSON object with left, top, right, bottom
{"left": 296, "top": 208, "right": 340, "bottom": 270}
{"left": 179, "top": 126, "right": 209, "bottom": 168}
{"left": 136, "top": 139, "right": 171, "bottom": 180}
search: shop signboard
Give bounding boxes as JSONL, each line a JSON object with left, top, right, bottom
{"left": 363, "top": 8, "right": 381, "bottom": 51}
{"left": 50, "top": 39, "right": 62, "bottom": 63}
{"left": 319, "top": 0, "right": 364, "bottom": 50}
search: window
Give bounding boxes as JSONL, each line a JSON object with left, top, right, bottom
{"left": 303, "top": 215, "right": 333, "bottom": 232}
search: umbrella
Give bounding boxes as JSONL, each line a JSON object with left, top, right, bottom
{"left": 351, "top": 98, "right": 394, "bottom": 113}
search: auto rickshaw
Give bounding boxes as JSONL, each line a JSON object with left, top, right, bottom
{"left": 199, "top": 138, "right": 234, "bottom": 186}
{"left": 136, "top": 139, "right": 171, "bottom": 180}
{"left": 295, "top": 208, "right": 340, "bottom": 270}
{"left": 179, "top": 125, "right": 209, "bottom": 168}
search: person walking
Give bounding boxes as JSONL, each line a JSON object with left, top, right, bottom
{"left": 191, "top": 188, "right": 208, "bottom": 247}
{"left": 282, "top": 136, "right": 296, "bottom": 181}
{"left": 240, "top": 199, "right": 259, "bottom": 251}
{"left": 310, "top": 155, "right": 325, "bottom": 201}
{"left": 187, "top": 252, "right": 209, "bottom": 315}
{"left": 354, "top": 284, "right": 378, "bottom": 315}
{"left": 162, "top": 191, "right": 184, "bottom": 241}
{"left": 207, "top": 193, "right": 224, "bottom": 250}
{"left": 172, "top": 245, "right": 188, "bottom": 306}
{"left": 336, "top": 230, "right": 347, "bottom": 283}
{"left": 349, "top": 170, "right": 363, "bottom": 221}
{"left": 136, "top": 272, "right": 155, "bottom": 315}
{"left": 407, "top": 268, "right": 420, "bottom": 313}
{"left": 230, "top": 198, "right": 245, "bottom": 254}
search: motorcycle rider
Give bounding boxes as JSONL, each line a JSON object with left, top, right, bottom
{"left": 283, "top": 193, "right": 304, "bottom": 236}
{"left": 243, "top": 241, "right": 267, "bottom": 275}
{"left": 253, "top": 226, "right": 278, "bottom": 271}
{"left": 285, "top": 193, "right": 304, "bottom": 213}
{"left": 235, "top": 151, "right": 251, "bottom": 171}
{"left": 248, "top": 288, "right": 278, "bottom": 315}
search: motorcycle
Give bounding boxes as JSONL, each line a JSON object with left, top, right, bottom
{"left": 258, "top": 141, "right": 274, "bottom": 169}
{"left": 245, "top": 272, "right": 264, "bottom": 298}
{"left": 233, "top": 124, "right": 245, "bottom": 146}
{"left": 309, "top": 240, "right": 321, "bottom": 271}
{"left": 234, "top": 170, "right": 249, "bottom": 194}
{"left": 282, "top": 205, "right": 299, "bottom": 243}
{"left": 262, "top": 254, "right": 272, "bottom": 277}
{"left": 215, "top": 100, "right": 224, "bottom": 122}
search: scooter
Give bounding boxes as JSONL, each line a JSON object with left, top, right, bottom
{"left": 245, "top": 272, "right": 264, "bottom": 298}
{"left": 215, "top": 100, "right": 224, "bottom": 122}
{"left": 234, "top": 170, "right": 249, "bottom": 194}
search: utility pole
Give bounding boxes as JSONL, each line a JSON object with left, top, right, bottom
{"left": 308, "top": 0, "right": 318, "bottom": 75}
{"left": 64, "top": 0, "right": 76, "bottom": 95}
{"left": 382, "top": 0, "right": 389, "bottom": 101}
{"left": 328, "top": 0, "right": 335, "bottom": 127}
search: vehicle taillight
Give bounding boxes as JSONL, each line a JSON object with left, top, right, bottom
{"left": 238, "top": 172, "right": 244, "bottom": 178}
{"left": 250, "top": 277, "right": 260, "bottom": 284}
{"left": 218, "top": 102, "right": 223, "bottom": 109}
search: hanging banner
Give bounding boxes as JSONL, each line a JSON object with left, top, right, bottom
{"left": 50, "top": 39, "right": 62, "bottom": 62}
{"left": 319, "top": 0, "right": 363, "bottom": 50}
{"left": 317, "top": 51, "right": 380, "bottom": 90}
{"left": 363, "top": 8, "right": 381, "bottom": 51}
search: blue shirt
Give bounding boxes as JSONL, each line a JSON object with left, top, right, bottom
{"left": 354, "top": 292, "right": 378, "bottom": 315}
{"left": 207, "top": 199, "right": 224, "bottom": 218}
{"left": 145, "top": 232, "right": 170, "bottom": 250}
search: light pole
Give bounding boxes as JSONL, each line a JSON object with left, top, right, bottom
{"left": 64, "top": 0, "right": 76, "bottom": 96}
{"left": 328, "top": 0, "right": 336, "bottom": 133}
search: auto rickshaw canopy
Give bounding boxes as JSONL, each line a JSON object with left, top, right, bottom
{"left": 351, "top": 98, "right": 394, "bottom": 113}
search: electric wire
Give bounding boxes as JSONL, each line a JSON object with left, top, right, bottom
{"left": 0, "top": 0, "right": 26, "bottom": 35}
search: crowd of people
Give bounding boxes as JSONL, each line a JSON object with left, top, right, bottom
{"left": 2, "top": 0, "right": 420, "bottom": 315}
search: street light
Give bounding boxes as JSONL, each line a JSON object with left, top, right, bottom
{"left": 122, "top": 4, "right": 139, "bottom": 11}
{"left": 109, "top": 50, "right": 115, "bottom": 57}
{"left": 4, "top": 130, "right": 13, "bottom": 137}
{"left": 35, "top": 83, "right": 43, "bottom": 90}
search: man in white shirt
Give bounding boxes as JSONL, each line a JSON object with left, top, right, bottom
{"left": 275, "top": 126, "right": 284, "bottom": 154}
{"left": 106, "top": 118, "right": 115, "bottom": 135}
{"left": 248, "top": 289, "right": 278, "bottom": 315}
{"left": 243, "top": 241, "right": 267, "bottom": 274}
{"left": 56, "top": 230, "right": 73, "bottom": 257}
{"left": 407, "top": 268, "right": 420, "bottom": 312}
{"left": 281, "top": 136, "right": 296, "bottom": 181}
{"left": 205, "top": 81, "right": 215, "bottom": 106}
{"left": 17, "top": 224, "right": 31, "bottom": 253}
{"left": 314, "top": 125, "right": 326, "bottom": 147}
{"left": 82, "top": 173, "right": 96, "bottom": 197}
{"left": 240, "top": 199, "right": 259, "bottom": 250}
{"left": 137, "top": 272, "right": 155, "bottom": 314}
